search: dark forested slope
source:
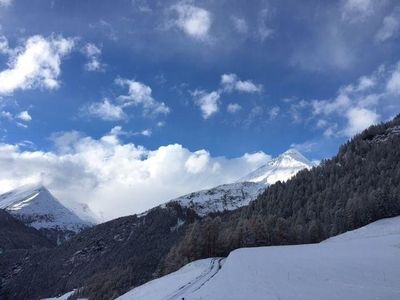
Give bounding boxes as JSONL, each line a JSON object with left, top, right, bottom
{"left": 0, "top": 203, "right": 197, "bottom": 300}
{"left": 164, "top": 115, "right": 400, "bottom": 271}
{"left": 0, "top": 209, "right": 53, "bottom": 252}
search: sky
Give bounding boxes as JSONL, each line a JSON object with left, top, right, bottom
{"left": 0, "top": 0, "right": 400, "bottom": 220}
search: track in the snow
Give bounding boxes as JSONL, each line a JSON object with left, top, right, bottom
{"left": 163, "top": 257, "right": 224, "bottom": 300}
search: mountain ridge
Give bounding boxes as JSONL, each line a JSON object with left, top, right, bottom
{"left": 169, "top": 149, "right": 313, "bottom": 216}
{"left": 0, "top": 184, "right": 96, "bottom": 244}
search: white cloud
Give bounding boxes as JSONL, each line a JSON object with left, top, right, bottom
{"left": 16, "top": 111, "right": 32, "bottom": 122}
{"left": 0, "top": 36, "right": 11, "bottom": 54}
{"left": 192, "top": 73, "right": 263, "bottom": 119}
{"left": 171, "top": 2, "right": 212, "bottom": 41}
{"left": 116, "top": 78, "right": 170, "bottom": 116}
{"left": 83, "top": 43, "right": 104, "bottom": 72}
{"left": 193, "top": 90, "right": 220, "bottom": 119}
{"left": 227, "top": 103, "right": 242, "bottom": 113}
{"left": 386, "top": 63, "right": 400, "bottom": 94}
{"left": 16, "top": 122, "right": 28, "bottom": 129}
{"left": 83, "top": 98, "right": 126, "bottom": 121}
{"left": 257, "top": 8, "right": 274, "bottom": 41}
{"left": 0, "top": 131, "right": 271, "bottom": 220}
{"left": 0, "top": 0, "right": 13, "bottom": 7}
{"left": 344, "top": 107, "right": 379, "bottom": 136}
{"left": 269, "top": 106, "right": 280, "bottom": 120}
{"left": 307, "top": 62, "right": 400, "bottom": 137}
{"left": 375, "top": 8, "right": 400, "bottom": 42}
{"left": 341, "top": 0, "right": 374, "bottom": 22}
{"left": 140, "top": 129, "right": 152, "bottom": 137}
{"left": 231, "top": 16, "right": 248, "bottom": 34}
{"left": 0, "top": 110, "right": 13, "bottom": 120}
{"left": 185, "top": 149, "right": 210, "bottom": 174}
{"left": 0, "top": 35, "right": 74, "bottom": 95}
{"left": 221, "top": 73, "right": 262, "bottom": 93}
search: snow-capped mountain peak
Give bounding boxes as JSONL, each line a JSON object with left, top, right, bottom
{"left": 169, "top": 149, "right": 312, "bottom": 217}
{"left": 239, "top": 148, "right": 313, "bottom": 184}
{"left": 0, "top": 184, "right": 96, "bottom": 235}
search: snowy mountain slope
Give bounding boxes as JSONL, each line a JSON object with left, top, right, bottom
{"left": 119, "top": 216, "right": 400, "bottom": 300}
{"left": 170, "top": 149, "right": 312, "bottom": 216}
{"left": 172, "top": 182, "right": 266, "bottom": 216}
{"left": 240, "top": 148, "right": 314, "bottom": 184}
{"left": 0, "top": 184, "right": 96, "bottom": 235}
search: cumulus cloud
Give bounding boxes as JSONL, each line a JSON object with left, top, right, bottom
{"left": 307, "top": 62, "right": 400, "bottom": 137}
{"left": 82, "top": 43, "right": 104, "bottom": 71}
{"left": 344, "top": 107, "right": 379, "bottom": 137}
{"left": 82, "top": 98, "right": 126, "bottom": 121}
{"left": 116, "top": 78, "right": 170, "bottom": 116}
{"left": 184, "top": 149, "right": 210, "bottom": 174}
{"left": 193, "top": 73, "right": 262, "bottom": 119}
{"left": 0, "top": 130, "right": 271, "bottom": 220}
{"left": 227, "top": 103, "right": 242, "bottom": 113}
{"left": 171, "top": 1, "right": 212, "bottom": 41}
{"left": 0, "top": 35, "right": 74, "bottom": 95}
{"left": 193, "top": 90, "right": 220, "bottom": 119}
{"left": 16, "top": 111, "right": 32, "bottom": 122}
{"left": 221, "top": 73, "right": 262, "bottom": 93}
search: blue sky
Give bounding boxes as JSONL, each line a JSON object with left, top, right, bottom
{"left": 0, "top": 0, "right": 400, "bottom": 219}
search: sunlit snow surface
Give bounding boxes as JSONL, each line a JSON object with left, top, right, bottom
{"left": 118, "top": 216, "right": 400, "bottom": 300}
{"left": 240, "top": 148, "right": 314, "bottom": 184}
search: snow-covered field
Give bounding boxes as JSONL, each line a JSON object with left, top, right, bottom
{"left": 117, "top": 258, "right": 224, "bottom": 300}
{"left": 119, "top": 216, "right": 400, "bottom": 300}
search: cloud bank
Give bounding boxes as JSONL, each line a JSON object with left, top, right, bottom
{"left": 0, "top": 129, "right": 270, "bottom": 220}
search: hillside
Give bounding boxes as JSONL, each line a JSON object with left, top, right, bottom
{"left": 119, "top": 216, "right": 400, "bottom": 300}
{"left": 0, "top": 209, "right": 53, "bottom": 252}
{"left": 1, "top": 115, "right": 400, "bottom": 300}
{"left": 163, "top": 114, "right": 400, "bottom": 273}
{"left": 0, "top": 203, "right": 197, "bottom": 300}
{"left": 171, "top": 149, "right": 313, "bottom": 216}
{"left": 0, "top": 185, "right": 96, "bottom": 244}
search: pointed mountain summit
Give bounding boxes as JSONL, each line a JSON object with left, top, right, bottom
{"left": 171, "top": 149, "right": 313, "bottom": 216}
{"left": 240, "top": 148, "right": 314, "bottom": 184}
{"left": 0, "top": 184, "right": 97, "bottom": 243}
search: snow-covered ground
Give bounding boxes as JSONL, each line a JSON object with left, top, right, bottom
{"left": 117, "top": 258, "right": 224, "bottom": 300}
{"left": 0, "top": 184, "right": 96, "bottom": 232}
{"left": 170, "top": 149, "right": 313, "bottom": 216}
{"left": 118, "top": 216, "right": 400, "bottom": 300}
